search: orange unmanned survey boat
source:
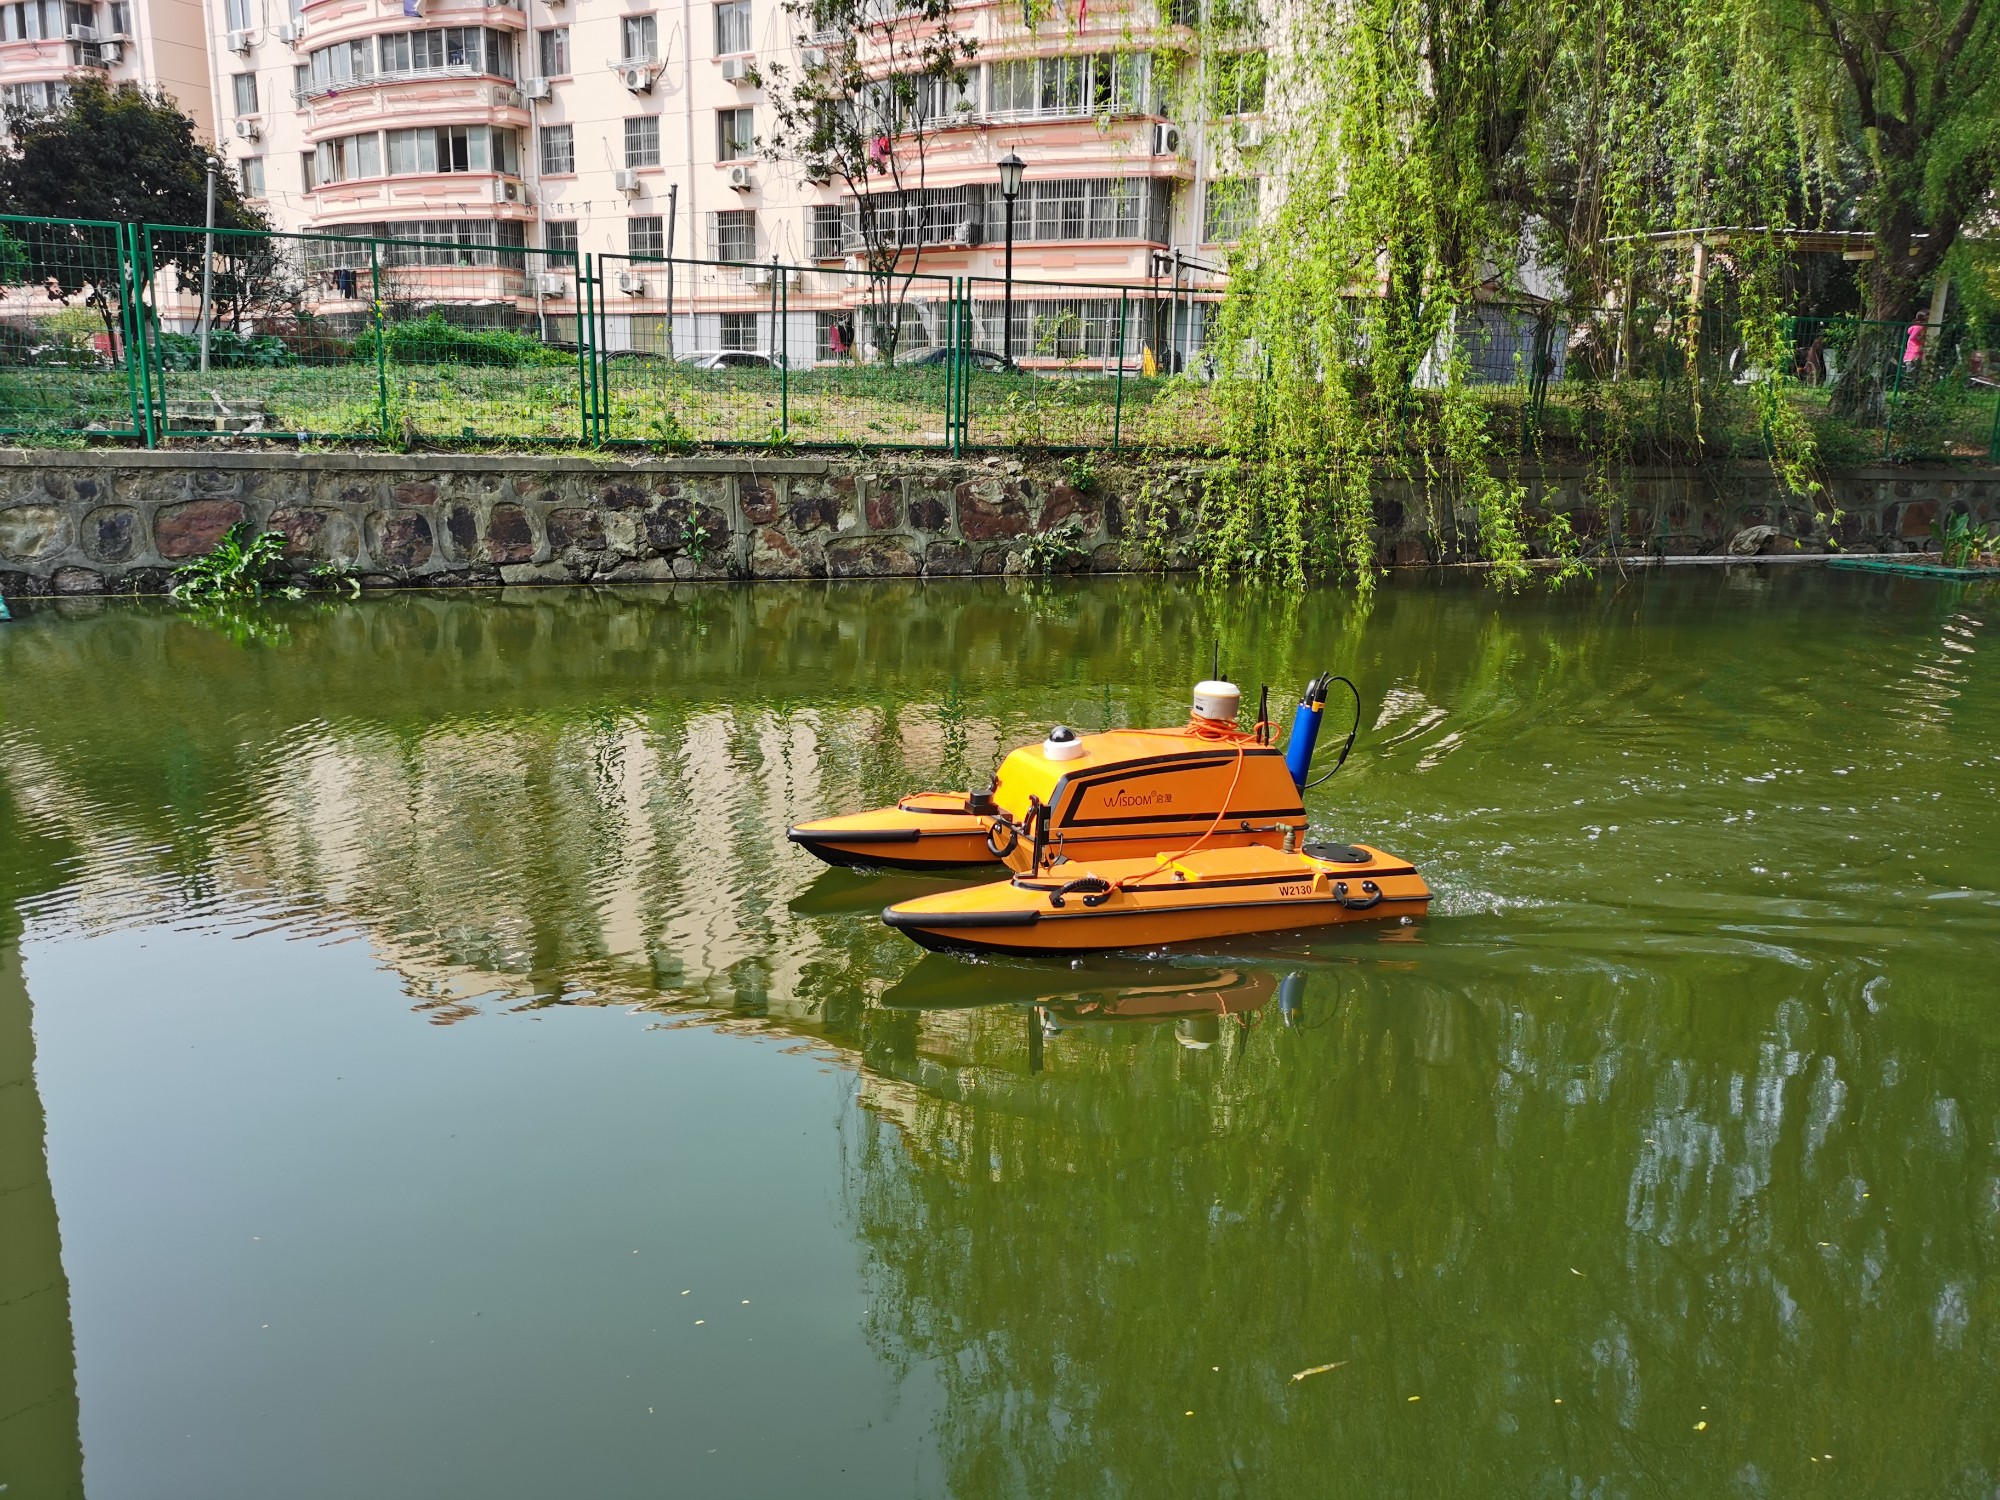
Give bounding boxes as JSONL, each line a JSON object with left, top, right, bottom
{"left": 787, "top": 681, "right": 1311, "bottom": 873}
{"left": 875, "top": 676, "right": 1428, "bottom": 956}
{"left": 880, "top": 840, "right": 1431, "bottom": 956}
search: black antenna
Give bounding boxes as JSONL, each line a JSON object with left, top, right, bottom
{"left": 1211, "top": 639, "right": 1220, "bottom": 681}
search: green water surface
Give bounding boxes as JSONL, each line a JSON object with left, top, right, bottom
{"left": 1, "top": 571, "right": 1995, "bottom": 1498}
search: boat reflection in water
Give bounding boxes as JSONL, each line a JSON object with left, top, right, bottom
{"left": 880, "top": 958, "right": 1310, "bottom": 1070}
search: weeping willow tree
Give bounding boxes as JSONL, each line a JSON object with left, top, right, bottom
{"left": 1185, "top": 0, "right": 1996, "bottom": 590}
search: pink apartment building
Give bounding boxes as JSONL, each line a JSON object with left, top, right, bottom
{"left": 0, "top": 0, "right": 211, "bottom": 124}
{"left": 9, "top": 0, "right": 1257, "bottom": 363}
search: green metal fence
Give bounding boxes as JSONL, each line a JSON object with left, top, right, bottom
{"left": 135, "top": 224, "right": 591, "bottom": 445}
{"left": 2, "top": 214, "right": 1998, "bottom": 463}
{"left": 587, "top": 253, "right": 964, "bottom": 449}
{"left": 0, "top": 213, "right": 147, "bottom": 439}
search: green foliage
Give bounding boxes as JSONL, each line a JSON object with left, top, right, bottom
{"left": 0, "top": 74, "right": 265, "bottom": 283}
{"left": 1017, "top": 516, "right": 1089, "bottom": 575}
{"left": 1059, "top": 453, "right": 1098, "bottom": 492}
{"left": 1182, "top": 0, "right": 2000, "bottom": 591}
{"left": 168, "top": 523, "right": 358, "bottom": 602}
{"left": 155, "top": 329, "right": 294, "bottom": 371}
{"left": 1931, "top": 511, "right": 1996, "bottom": 568}
{"left": 168, "top": 523, "right": 296, "bottom": 602}
{"left": 353, "top": 313, "right": 572, "bottom": 369}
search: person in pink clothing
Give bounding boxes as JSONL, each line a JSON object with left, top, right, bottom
{"left": 1904, "top": 321, "right": 1925, "bottom": 364}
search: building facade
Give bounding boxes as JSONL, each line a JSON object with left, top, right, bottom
{"left": 0, "top": 0, "right": 213, "bottom": 139}
{"left": 7, "top": 0, "right": 1256, "bottom": 363}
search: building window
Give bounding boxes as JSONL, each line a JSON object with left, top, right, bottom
{"left": 544, "top": 220, "right": 578, "bottom": 255}
{"left": 240, "top": 156, "right": 265, "bottom": 197}
{"left": 105, "top": 0, "right": 125, "bottom": 32}
{"left": 372, "top": 219, "right": 528, "bottom": 267}
{"left": 624, "top": 116, "right": 660, "bottom": 168}
{"left": 986, "top": 177, "right": 1171, "bottom": 243}
{"left": 709, "top": 208, "right": 755, "bottom": 262}
{"left": 716, "top": 107, "right": 753, "bottom": 161}
{"left": 814, "top": 310, "right": 857, "bottom": 361}
{"left": 373, "top": 27, "right": 514, "bottom": 79}
{"left": 1211, "top": 50, "right": 1264, "bottom": 115}
{"left": 714, "top": 0, "right": 749, "bottom": 55}
{"left": 621, "top": 14, "right": 656, "bottom": 63}
{"left": 386, "top": 124, "right": 518, "bottom": 175}
{"left": 1202, "top": 176, "right": 1258, "bottom": 243}
{"left": 537, "top": 25, "right": 568, "bottom": 76}
{"left": 718, "top": 312, "right": 757, "bottom": 351}
{"left": 0, "top": 78, "right": 69, "bottom": 111}
{"left": 306, "top": 38, "right": 374, "bottom": 88}
{"left": 231, "top": 72, "right": 258, "bottom": 115}
{"left": 313, "top": 131, "right": 382, "bottom": 184}
{"left": 988, "top": 53, "right": 1153, "bottom": 118}
{"left": 0, "top": 1, "right": 62, "bottom": 39}
{"left": 223, "top": 0, "right": 249, "bottom": 28}
{"left": 539, "top": 124, "right": 573, "bottom": 174}
{"left": 807, "top": 204, "right": 844, "bottom": 259}
{"left": 628, "top": 215, "right": 665, "bottom": 257}
{"left": 293, "top": 62, "right": 308, "bottom": 98}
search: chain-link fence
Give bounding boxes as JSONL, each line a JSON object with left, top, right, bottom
{"left": 0, "top": 214, "right": 146, "bottom": 439}
{"left": 954, "top": 274, "right": 1225, "bottom": 450}
{"left": 589, "top": 254, "right": 964, "bottom": 448}
{"left": 136, "top": 225, "right": 590, "bottom": 444}
{"left": 3, "top": 213, "right": 1998, "bottom": 462}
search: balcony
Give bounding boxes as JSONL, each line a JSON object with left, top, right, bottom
{"left": 299, "top": 74, "right": 528, "bottom": 135}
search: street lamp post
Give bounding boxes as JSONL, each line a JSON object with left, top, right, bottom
{"left": 996, "top": 152, "right": 1024, "bottom": 364}
{"left": 197, "top": 155, "right": 219, "bottom": 374}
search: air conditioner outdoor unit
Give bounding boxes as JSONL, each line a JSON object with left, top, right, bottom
{"left": 487, "top": 84, "right": 522, "bottom": 107}
{"left": 66, "top": 22, "right": 97, "bottom": 41}
{"left": 227, "top": 28, "right": 251, "bottom": 51}
{"left": 494, "top": 177, "right": 527, "bottom": 203}
{"left": 523, "top": 76, "right": 551, "bottom": 99}
{"left": 1238, "top": 121, "right": 1265, "bottom": 148}
{"left": 1151, "top": 122, "right": 1181, "bottom": 155}
{"left": 719, "top": 56, "right": 751, "bottom": 82}
{"left": 800, "top": 45, "right": 826, "bottom": 68}
{"left": 233, "top": 118, "right": 260, "bottom": 139}
{"left": 741, "top": 265, "right": 768, "bottom": 286}
{"left": 98, "top": 41, "right": 121, "bottom": 61}
{"left": 621, "top": 65, "right": 651, "bottom": 92}
{"left": 842, "top": 254, "right": 864, "bottom": 272}
{"left": 535, "top": 272, "right": 568, "bottom": 295}
{"left": 612, "top": 168, "right": 641, "bottom": 193}
{"left": 952, "top": 218, "right": 982, "bottom": 247}
{"left": 273, "top": 19, "right": 299, "bottom": 43}
{"left": 616, "top": 270, "right": 645, "bottom": 295}
{"left": 725, "top": 163, "right": 754, "bottom": 192}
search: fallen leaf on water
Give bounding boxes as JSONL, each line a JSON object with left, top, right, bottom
{"left": 1290, "top": 1362, "right": 1349, "bottom": 1383}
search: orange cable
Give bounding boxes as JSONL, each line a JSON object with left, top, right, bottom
{"left": 1111, "top": 739, "right": 1248, "bottom": 893}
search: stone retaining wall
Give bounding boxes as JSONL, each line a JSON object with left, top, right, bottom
{"left": 0, "top": 450, "right": 1994, "bottom": 596}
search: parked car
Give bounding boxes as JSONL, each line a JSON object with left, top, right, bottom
{"left": 679, "top": 350, "right": 780, "bottom": 370}
{"left": 907, "top": 348, "right": 1015, "bottom": 371}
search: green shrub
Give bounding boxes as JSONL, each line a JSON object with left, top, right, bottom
{"left": 353, "top": 312, "right": 570, "bottom": 368}
{"left": 156, "top": 329, "right": 294, "bottom": 371}
{"left": 1017, "top": 516, "right": 1089, "bottom": 574}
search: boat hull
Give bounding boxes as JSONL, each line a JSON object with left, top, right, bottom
{"left": 881, "top": 844, "right": 1430, "bottom": 956}
{"left": 787, "top": 792, "right": 999, "bottom": 871}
